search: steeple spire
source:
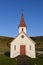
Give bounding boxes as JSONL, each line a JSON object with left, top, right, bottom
{"left": 18, "top": 11, "right": 27, "bottom": 33}
{"left": 18, "top": 11, "right": 27, "bottom": 27}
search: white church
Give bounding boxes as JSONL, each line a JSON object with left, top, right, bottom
{"left": 10, "top": 13, "right": 36, "bottom": 58}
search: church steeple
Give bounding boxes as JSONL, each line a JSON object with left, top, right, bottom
{"left": 18, "top": 13, "right": 26, "bottom": 27}
{"left": 18, "top": 13, "right": 27, "bottom": 33}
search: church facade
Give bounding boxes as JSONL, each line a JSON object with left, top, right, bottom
{"left": 10, "top": 14, "right": 36, "bottom": 58}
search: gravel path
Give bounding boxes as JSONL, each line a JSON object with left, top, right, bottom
{"left": 17, "top": 55, "right": 31, "bottom": 65}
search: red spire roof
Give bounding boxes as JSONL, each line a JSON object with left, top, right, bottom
{"left": 18, "top": 13, "right": 27, "bottom": 27}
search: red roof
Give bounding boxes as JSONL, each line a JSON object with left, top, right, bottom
{"left": 18, "top": 14, "right": 27, "bottom": 27}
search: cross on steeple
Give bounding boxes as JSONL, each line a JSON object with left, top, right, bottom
{"left": 21, "top": 9, "right": 24, "bottom": 16}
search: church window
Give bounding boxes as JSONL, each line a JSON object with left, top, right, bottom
{"left": 21, "top": 35, "right": 24, "bottom": 38}
{"left": 30, "top": 45, "right": 31, "bottom": 50}
{"left": 22, "top": 28, "right": 23, "bottom": 31}
{"left": 14, "top": 45, "right": 16, "bottom": 50}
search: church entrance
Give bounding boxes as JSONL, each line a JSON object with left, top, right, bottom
{"left": 20, "top": 45, "right": 25, "bottom": 55}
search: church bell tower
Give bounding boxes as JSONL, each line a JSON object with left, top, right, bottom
{"left": 18, "top": 13, "right": 27, "bottom": 33}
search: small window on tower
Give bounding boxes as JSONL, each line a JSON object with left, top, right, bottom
{"left": 14, "top": 45, "right": 16, "bottom": 50}
{"left": 22, "top": 28, "right": 23, "bottom": 31}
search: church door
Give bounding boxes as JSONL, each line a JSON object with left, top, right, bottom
{"left": 20, "top": 45, "right": 25, "bottom": 55}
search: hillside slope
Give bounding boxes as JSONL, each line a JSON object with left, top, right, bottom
{"left": 0, "top": 36, "right": 14, "bottom": 54}
{"left": 31, "top": 36, "right": 43, "bottom": 49}
{"left": 0, "top": 36, "right": 43, "bottom": 54}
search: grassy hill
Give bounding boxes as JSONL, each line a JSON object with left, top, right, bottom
{"left": 0, "top": 36, "right": 43, "bottom": 54}
{"left": 0, "top": 36, "right": 14, "bottom": 54}
{"left": 0, "top": 36, "right": 43, "bottom": 65}
{"left": 31, "top": 36, "right": 43, "bottom": 50}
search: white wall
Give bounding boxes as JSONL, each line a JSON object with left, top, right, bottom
{"left": 19, "top": 27, "right": 26, "bottom": 33}
{"left": 10, "top": 32, "right": 36, "bottom": 58}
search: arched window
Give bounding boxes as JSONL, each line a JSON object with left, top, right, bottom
{"left": 22, "top": 28, "right": 23, "bottom": 31}
{"left": 30, "top": 45, "right": 31, "bottom": 50}
{"left": 14, "top": 45, "right": 16, "bottom": 50}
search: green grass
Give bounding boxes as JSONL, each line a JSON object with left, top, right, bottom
{"left": 0, "top": 54, "right": 43, "bottom": 65}
{"left": 0, "top": 54, "right": 17, "bottom": 65}
{"left": 28, "top": 57, "right": 43, "bottom": 65}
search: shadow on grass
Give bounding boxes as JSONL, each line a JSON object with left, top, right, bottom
{"left": 17, "top": 55, "right": 32, "bottom": 65}
{"left": 4, "top": 51, "right": 10, "bottom": 57}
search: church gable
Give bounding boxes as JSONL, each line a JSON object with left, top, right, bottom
{"left": 10, "top": 32, "right": 35, "bottom": 46}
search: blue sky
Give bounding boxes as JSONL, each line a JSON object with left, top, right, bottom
{"left": 0, "top": 0, "right": 43, "bottom": 37}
